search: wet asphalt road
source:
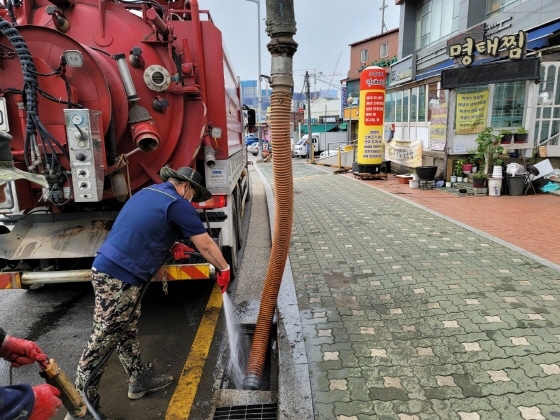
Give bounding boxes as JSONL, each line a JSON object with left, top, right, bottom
{"left": 0, "top": 280, "right": 222, "bottom": 420}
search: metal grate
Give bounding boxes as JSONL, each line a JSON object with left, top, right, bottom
{"left": 213, "top": 404, "right": 277, "bottom": 420}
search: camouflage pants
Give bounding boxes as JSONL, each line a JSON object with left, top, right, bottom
{"left": 75, "top": 270, "right": 144, "bottom": 399}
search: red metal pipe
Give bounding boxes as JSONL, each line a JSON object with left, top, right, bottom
{"left": 186, "top": 0, "right": 207, "bottom": 101}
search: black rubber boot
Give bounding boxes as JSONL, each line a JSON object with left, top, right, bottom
{"left": 128, "top": 362, "right": 173, "bottom": 400}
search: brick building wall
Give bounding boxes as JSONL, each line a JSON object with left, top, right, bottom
{"left": 348, "top": 29, "right": 399, "bottom": 81}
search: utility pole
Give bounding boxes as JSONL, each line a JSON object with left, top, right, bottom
{"left": 247, "top": 0, "right": 263, "bottom": 161}
{"left": 380, "top": 0, "right": 388, "bottom": 33}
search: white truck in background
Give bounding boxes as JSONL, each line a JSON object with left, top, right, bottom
{"left": 293, "top": 132, "right": 348, "bottom": 158}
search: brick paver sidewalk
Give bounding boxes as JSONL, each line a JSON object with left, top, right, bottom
{"left": 258, "top": 162, "right": 560, "bottom": 420}
{"left": 350, "top": 173, "right": 560, "bottom": 267}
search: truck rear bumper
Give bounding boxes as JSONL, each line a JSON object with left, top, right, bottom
{"left": 0, "top": 264, "right": 216, "bottom": 289}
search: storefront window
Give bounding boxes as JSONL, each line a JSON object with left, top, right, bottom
{"left": 403, "top": 90, "right": 409, "bottom": 123}
{"left": 418, "top": 85, "right": 426, "bottom": 122}
{"left": 396, "top": 91, "right": 402, "bottom": 122}
{"left": 385, "top": 92, "right": 395, "bottom": 122}
{"left": 427, "top": 82, "right": 438, "bottom": 121}
{"left": 411, "top": 87, "right": 418, "bottom": 122}
{"left": 491, "top": 81, "right": 526, "bottom": 128}
{"left": 535, "top": 63, "right": 560, "bottom": 145}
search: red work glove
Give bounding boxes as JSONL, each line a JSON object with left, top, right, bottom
{"left": 171, "top": 242, "right": 194, "bottom": 261}
{"left": 216, "top": 265, "right": 230, "bottom": 293}
{"left": 29, "top": 384, "right": 62, "bottom": 420}
{"left": 0, "top": 336, "right": 48, "bottom": 369}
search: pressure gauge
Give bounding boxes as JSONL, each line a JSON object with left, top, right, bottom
{"left": 62, "top": 50, "right": 84, "bottom": 67}
{"left": 71, "top": 113, "right": 83, "bottom": 125}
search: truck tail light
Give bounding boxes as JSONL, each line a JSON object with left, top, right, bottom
{"left": 191, "top": 195, "right": 227, "bottom": 209}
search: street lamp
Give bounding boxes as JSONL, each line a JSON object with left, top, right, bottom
{"left": 246, "top": 0, "right": 263, "bottom": 161}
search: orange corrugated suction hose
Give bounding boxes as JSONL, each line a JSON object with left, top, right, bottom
{"left": 243, "top": 87, "right": 294, "bottom": 390}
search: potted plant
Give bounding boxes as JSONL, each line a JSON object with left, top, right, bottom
{"left": 515, "top": 126, "right": 528, "bottom": 143}
{"left": 467, "top": 150, "right": 481, "bottom": 173}
{"left": 472, "top": 170, "right": 487, "bottom": 188}
{"left": 454, "top": 159, "right": 464, "bottom": 182}
{"left": 475, "top": 127, "right": 503, "bottom": 172}
{"left": 499, "top": 129, "right": 513, "bottom": 144}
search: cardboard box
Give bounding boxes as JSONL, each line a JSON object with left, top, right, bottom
{"left": 396, "top": 175, "right": 413, "bottom": 184}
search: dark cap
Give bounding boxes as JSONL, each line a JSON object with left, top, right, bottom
{"left": 159, "top": 166, "right": 212, "bottom": 202}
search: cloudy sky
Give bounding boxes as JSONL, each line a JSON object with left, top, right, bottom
{"left": 199, "top": 0, "right": 401, "bottom": 96}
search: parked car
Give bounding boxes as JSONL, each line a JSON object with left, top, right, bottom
{"left": 245, "top": 136, "right": 261, "bottom": 148}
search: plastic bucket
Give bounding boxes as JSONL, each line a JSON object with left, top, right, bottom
{"left": 488, "top": 177, "right": 502, "bottom": 196}
{"left": 492, "top": 166, "right": 503, "bottom": 178}
{"left": 409, "top": 180, "right": 419, "bottom": 189}
{"left": 507, "top": 175, "right": 525, "bottom": 196}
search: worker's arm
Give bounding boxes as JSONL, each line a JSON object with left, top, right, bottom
{"left": 190, "top": 232, "right": 229, "bottom": 271}
{"left": 0, "top": 384, "right": 61, "bottom": 420}
{"left": 0, "top": 385, "right": 35, "bottom": 419}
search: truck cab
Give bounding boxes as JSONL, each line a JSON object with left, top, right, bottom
{"left": 292, "top": 134, "right": 316, "bottom": 158}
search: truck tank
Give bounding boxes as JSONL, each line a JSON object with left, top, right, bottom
{"left": 0, "top": 0, "right": 248, "bottom": 287}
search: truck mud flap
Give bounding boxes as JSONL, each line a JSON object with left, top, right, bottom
{"left": 0, "top": 272, "right": 21, "bottom": 289}
{"left": 155, "top": 264, "right": 215, "bottom": 281}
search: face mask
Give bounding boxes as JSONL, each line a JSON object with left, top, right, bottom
{"left": 183, "top": 184, "right": 194, "bottom": 202}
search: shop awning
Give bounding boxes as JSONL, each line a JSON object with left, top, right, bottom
{"left": 527, "top": 21, "right": 560, "bottom": 50}
{"left": 300, "top": 124, "right": 340, "bottom": 134}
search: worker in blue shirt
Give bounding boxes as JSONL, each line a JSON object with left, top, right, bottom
{"left": 66, "top": 166, "right": 231, "bottom": 420}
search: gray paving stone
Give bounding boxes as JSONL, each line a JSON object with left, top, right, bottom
{"left": 274, "top": 164, "right": 560, "bottom": 420}
{"left": 313, "top": 402, "right": 336, "bottom": 419}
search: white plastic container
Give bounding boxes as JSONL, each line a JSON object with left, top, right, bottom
{"left": 488, "top": 177, "right": 502, "bottom": 196}
{"left": 409, "top": 180, "right": 419, "bottom": 189}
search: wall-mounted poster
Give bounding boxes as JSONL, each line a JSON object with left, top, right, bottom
{"left": 455, "top": 90, "right": 489, "bottom": 135}
{"left": 429, "top": 104, "right": 447, "bottom": 151}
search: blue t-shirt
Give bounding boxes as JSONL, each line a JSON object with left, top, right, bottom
{"left": 94, "top": 183, "right": 207, "bottom": 285}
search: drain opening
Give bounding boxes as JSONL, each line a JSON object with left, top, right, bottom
{"left": 213, "top": 403, "right": 278, "bottom": 419}
{"left": 220, "top": 324, "right": 277, "bottom": 391}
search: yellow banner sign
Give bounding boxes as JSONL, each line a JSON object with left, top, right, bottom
{"left": 455, "top": 90, "right": 488, "bottom": 135}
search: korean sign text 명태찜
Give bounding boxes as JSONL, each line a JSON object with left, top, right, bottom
{"left": 449, "top": 30, "right": 526, "bottom": 67}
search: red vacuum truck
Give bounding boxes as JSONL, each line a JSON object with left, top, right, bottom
{"left": 0, "top": 0, "right": 249, "bottom": 288}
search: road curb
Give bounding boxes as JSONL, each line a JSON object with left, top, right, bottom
{"left": 253, "top": 163, "right": 314, "bottom": 420}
